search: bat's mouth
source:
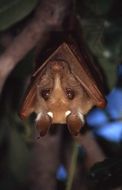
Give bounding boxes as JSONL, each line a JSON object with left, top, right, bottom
{"left": 36, "top": 110, "right": 85, "bottom": 136}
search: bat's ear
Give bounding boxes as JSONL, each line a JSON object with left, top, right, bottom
{"left": 19, "top": 81, "right": 36, "bottom": 120}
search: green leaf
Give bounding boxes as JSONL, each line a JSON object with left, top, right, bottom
{"left": 0, "top": 0, "right": 38, "bottom": 31}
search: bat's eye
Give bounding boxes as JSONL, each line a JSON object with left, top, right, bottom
{"left": 41, "top": 89, "right": 50, "bottom": 100}
{"left": 66, "top": 88, "right": 75, "bottom": 100}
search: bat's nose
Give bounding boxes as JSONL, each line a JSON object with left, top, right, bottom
{"left": 51, "top": 61, "right": 64, "bottom": 72}
{"left": 49, "top": 60, "right": 68, "bottom": 74}
{"left": 48, "top": 100, "right": 69, "bottom": 123}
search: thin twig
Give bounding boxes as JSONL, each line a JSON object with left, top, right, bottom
{"left": 66, "top": 142, "right": 79, "bottom": 190}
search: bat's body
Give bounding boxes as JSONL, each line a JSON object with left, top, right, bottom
{"left": 19, "top": 34, "right": 106, "bottom": 136}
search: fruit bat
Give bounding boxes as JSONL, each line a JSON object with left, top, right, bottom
{"left": 19, "top": 33, "right": 106, "bottom": 136}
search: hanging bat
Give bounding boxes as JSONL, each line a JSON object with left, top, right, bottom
{"left": 19, "top": 34, "right": 106, "bottom": 136}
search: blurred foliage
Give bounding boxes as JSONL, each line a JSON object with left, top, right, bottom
{"left": 76, "top": 0, "right": 122, "bottom": 89}
{"left": 0, "top": 0, "right": 38, "bottom": 31}
{"left": 88, "top": 157, "right": 122, "bottom": 189}
{"left": 0, "top": 0, "right": 122, "bottom": 189}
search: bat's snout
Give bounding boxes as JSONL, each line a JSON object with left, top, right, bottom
{"left": 54, "top": 109, "right": 85, "bottom": 136}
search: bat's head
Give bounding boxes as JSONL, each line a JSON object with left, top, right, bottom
{"left": 19, "top": 42, "right": 106, "bottom": 136}
{"left": 35, "top": 60, "right": 94, "bottom": 134}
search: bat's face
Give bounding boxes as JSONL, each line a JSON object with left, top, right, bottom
{"left": 33, "top": 60, "right": 94, "bottom": 135}
{"left": 36, "top": 60, "right": 93, "bottom": 122}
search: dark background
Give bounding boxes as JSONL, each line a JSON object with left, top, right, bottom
{"left": 0, "top": 0, "right": 122, "bottom": 189}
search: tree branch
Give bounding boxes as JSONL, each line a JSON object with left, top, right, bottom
{"left": 28, "top": 130, "right": 62, "bottom": 190}
{"left": 0, "top": 0, "right": 71, "bottom": 94}
{"left": 75, "top": 131, "right": 106, "bottom": 169}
